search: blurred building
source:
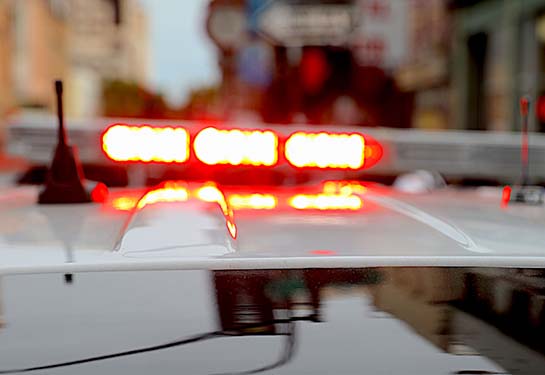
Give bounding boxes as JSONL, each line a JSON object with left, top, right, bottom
{"left": 0, "top": 278, "right": 3, "bottom": 329}
{"left": 370, "top": 267, "right": 464, "bottom": 350}
{"left": 208, "top": 0, "right": 545, "bottom": 133}
{"left": 10, "top": 0, "right": 69, "bottom": 112}
{"left": 450, "top": 0, "right": 545, "bottom": 132}
{"left": 60, "top": 0, "right": 150, "bottom": 117}
{"left": 394, "top": 0, "right": 451, "bottom": 130}
{"left": 1, "top": 0, "right": 149, "bottom": 119}
{"left": 207, "top": 0, "right": 414, "bottom": 127}
{"left": 0, "top": 1, "right": 15, "bottom": 120}
{"left": 370, "top": 267, "right": 545, "bottom": 374}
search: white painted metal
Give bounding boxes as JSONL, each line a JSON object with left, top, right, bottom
{"left": 1, "top": 185, "right": 544, "bottom": 275}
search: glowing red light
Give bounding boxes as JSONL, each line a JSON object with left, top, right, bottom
{"left": 322, "top": 181, "right": 367, "bottom": 195}
{"left": 301, "top": 49, "right": 329, "bottom": 93}
{"left": 102, "top": 124, "right": 189, "bottom": 163}
{"left": 501, "top": 185, "right": 512, "bottom": 208}
{"left": 111, "top": 196, "right": 139, "bottom": 211}
{"left": 137, "top": 182, "right": 189, "bottom": 208}
{"left": 194, "top": 182, "right": 237, "bottom": 239}
{"left": 228, "top": 194, "right": 277, "bottom": 210}
{"left": 194, "top": 127, "right": 278, "bottom": 166}
{"left": 285, "top": 132, "right": 365, "bottom": 169}
{"left": 90, "top": 182, "right": 108, "bottom": 203}
{"left": 288, "top": 193, "right": 362, "bottom": 211}
{"left": 310, "top": 250, "right": 337, "bottom": 255}
{"left": 537, "top": 96, "right": 545, "bottom": 123}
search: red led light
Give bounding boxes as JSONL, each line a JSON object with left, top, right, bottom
{"left": 102, "top": 124, "right": 189, "bottom": 163}
{"left": 90, "top": 182, "right": 108, "bottom": 203}
{"left": 137, "top": 182, "right": 189, "bottom": 208}
{"left": 111, "top": 196, "right": 139, "bottom": 211}
{"left": 228, "top": 194, "right": 277, "bottom": 210}
{"left": 194, "top": 127, "right": 278, "bottom": 166}
{"left": 501, "top": 185, "right": 512, "bottom": 208}
{"left": 285, "top": 132, "right": 366, "bottom": 169}
{"left": 288, "top": 193, "right": 362, "bottom": 210}
{"left": 310, "top": 250, "right": 337, "bottom": 255}
{"left": 194, "top": 182, "right": 237, "bottom": 239}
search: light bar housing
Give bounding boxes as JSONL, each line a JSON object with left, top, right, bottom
{"left": 102, "top": 124, "right": 189, "bottom": 163}
{"left": 285, "top": 131, "right": 365, "bottom": 169}
{"left": 193, "top": 127, "right": 278, "bottom": 166}
{"left": 101, "top": 123, "right": 382, "bottom": 171}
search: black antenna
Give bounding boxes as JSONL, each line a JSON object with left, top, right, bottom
{"left": 520, "top": 96, "right": 530, "bottom": 186}
{"left": 56, "top": 80, "right": 67, "bottom": 147}
{"left": 38, "top": 80, "right": 90, "bottom": 204}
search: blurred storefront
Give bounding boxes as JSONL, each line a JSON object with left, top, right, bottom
{"left": 393, "top": 0, "right": 450, "bottom": 130}
{"left": 450, "top": 0, "right": 545, "bottom": 132}
{"left": 207, "top": 0, "right": 415, "bottom": 127}
{"left": 207, "top": 0, "right": 545, "bottom": 132}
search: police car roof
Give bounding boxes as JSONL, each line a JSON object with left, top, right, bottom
{"left": 1, "top": 181, "right": 544, "bottom": 276}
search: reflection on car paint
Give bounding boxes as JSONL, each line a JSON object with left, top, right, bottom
{"left": 1, "top": 268, "right": 545, "bottom": 374}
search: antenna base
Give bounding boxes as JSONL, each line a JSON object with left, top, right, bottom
{"left": 38, "top": 143, "right": 91, "bottom": 204}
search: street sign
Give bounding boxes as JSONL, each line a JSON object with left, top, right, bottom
{"left": 207, "top": 2, "right": 247, "bottom": 51}
{"left": 352, "top": 0, "right": 409, "bottom": 68}
{"left": 253, "top": 1, "right": 358, "bottom": 47}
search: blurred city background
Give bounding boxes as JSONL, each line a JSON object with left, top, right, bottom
{"left": 2, "top": 0, "right": 545, "bottom": 180}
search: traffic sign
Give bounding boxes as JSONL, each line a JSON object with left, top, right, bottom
{"left": 252, "top": 1, "right": 358, "bottom": 47}
{"left": 206, "top": 1, "right": 247, "bottom": 51}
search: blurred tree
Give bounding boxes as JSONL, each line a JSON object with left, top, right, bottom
{"left": 180, "top": 85, "right": 222, "bottom": 120}
{"left": 101, "top": 80, "right": 168, "bottom": 118}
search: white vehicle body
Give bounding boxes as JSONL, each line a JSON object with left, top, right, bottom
{"left": 1, "top": 181, "right": 544, "bottom": 276}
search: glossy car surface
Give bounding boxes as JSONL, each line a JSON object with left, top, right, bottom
{"left": 1, "top": 267, "right": 544, "bottom": 374}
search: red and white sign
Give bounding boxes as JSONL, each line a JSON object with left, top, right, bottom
{"left": 352, "top": 0, "right": 409, "bottom": 68}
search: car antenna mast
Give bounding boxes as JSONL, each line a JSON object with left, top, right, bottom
{"left": 38, "top": 80, "right": 90, "bottom": 204}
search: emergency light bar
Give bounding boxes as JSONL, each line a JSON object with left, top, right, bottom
{"left": 194, "top": 127, "right": 278, "bottom": 166}
{"left": 102, "top": 125, "right": 189, "bottom": 163}
{"left": 101, "top": 124, "right": 382, "bottom": 171}
{"left": 285, "top": 131, "right": 365, "bottom": 169}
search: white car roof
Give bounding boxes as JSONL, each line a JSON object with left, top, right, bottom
{"left": 1, "top": 183, "right": 545, "bottom": 275}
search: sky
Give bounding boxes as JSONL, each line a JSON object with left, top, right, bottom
{"left": 138, "top": 0, "right": 220, "bottom": 106}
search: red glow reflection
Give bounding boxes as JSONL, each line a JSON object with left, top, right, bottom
{"left": 310, "top": 250, "right": 337, "bottom": 255}
{"left": 501, "top": 185, "right": 512, "bottom": 208}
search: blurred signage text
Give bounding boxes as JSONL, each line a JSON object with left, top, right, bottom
{"left": 252, "top": 1, "right": 358, "bottom": 47}
{"left": 352, "top": 0, "right": 409, "bottom": 68}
